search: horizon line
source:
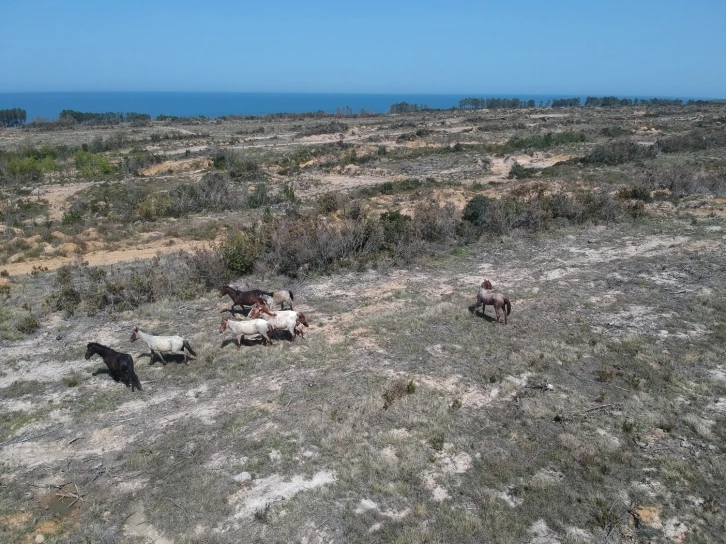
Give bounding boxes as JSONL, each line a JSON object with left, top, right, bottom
{"left": 0, "top": 90, "right": 721, "bottom": 100}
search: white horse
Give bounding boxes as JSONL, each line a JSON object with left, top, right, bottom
{"left": 249, "top": 304, "right": 309, "bottom": 341}
{"left": 130, "top": 326, "right": 197, "bottom": 364}
{"left": 220, "top": 316, "right": 273, "bottom": 347}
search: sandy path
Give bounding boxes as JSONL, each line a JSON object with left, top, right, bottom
{"left": 32, "top": 182, "right": 97, "bottom": 221}
{"left": 2, "top": 239, "right": 206, "bottom": 277}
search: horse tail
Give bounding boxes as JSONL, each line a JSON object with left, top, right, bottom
{"left": 183, "top": 340, "right": 197, "bottom": 357}
{"left": 289, "top": 291, "right": 294, "bottom": 301}
{"left": 503, "top": 297, "right": 511, "bottom": 316}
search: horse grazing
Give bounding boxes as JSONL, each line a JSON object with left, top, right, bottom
{"left": 85, "top": 342, "right": 142, "bottom": 391}
{"left": 219, "top": 285, "right": 272, "bottom": 313}
{"left": 130, "top": 326, "right": 197, "bottom": 364}
{"left": 474, "top": 282, "right": 512, "bottom": 324}
{"left": 220, "top": 316, "right": 273, "bottom": 348}
{"left": 249, "top": 303, "right": 309, "bottom": 341}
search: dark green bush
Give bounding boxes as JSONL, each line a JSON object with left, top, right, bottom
{"left": 508, "top": 162, "right": 537, "bottom": 179}
{"left": 579, "top": 141, "right": 656, "bottom": 165}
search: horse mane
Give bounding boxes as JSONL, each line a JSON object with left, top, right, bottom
{"left": 87, "top": 341, "right": 110, "bottom": 350}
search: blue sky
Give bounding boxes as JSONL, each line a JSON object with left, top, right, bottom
{"left": 1, "top": 0, "right": 724, "bottom": 96}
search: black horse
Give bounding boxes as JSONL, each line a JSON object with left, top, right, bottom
{"left": 85, "top": 342, "right": 142, "bottom": 391}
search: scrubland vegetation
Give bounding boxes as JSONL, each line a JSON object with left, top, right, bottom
{"left": 0, "top": 102, "right": 725, "bottom": 543}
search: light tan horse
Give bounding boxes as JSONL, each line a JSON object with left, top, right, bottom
{"left": 474, "top": 280, "right": 512, "bottom": 324}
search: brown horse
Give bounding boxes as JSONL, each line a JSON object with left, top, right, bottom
{"left": 475, "top": 280, "right": 511, "bottom": 324}
{"left": 219, "top": 286, "right": 272, "bottom": 313}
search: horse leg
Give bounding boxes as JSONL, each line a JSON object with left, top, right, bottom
{"left": 495, "top": 304, "right": 501, "bottom": 322}
{"left": 155, "top": 350, "right": 168, "bottom": 365}
{"left": 237, "top": 335, "right": 242, "bottom": 350}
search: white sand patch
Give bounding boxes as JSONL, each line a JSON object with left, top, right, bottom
{"left": 380, "top": 446, "right": 397, "bottom": 463}
{"left": 664, "top": 517, "right": 689, "bottom": 542}
{"left": 1, "top": 425, "right": 138, "bottom": 468}
{"left": 354, "top": 499, "right": 410, "bottom": 520}
{"left": 566, "top": 236, "right": 690, "bottom": 265}
{"left": 485, "top": 487, "right": 523, "bottom": 508}
{"left": 123, "top": 504, "right": 173, "bottom": 544}
{"left": 528, "top": 519, "right": 563, "bottom": 543}
{"left": 228, "top": 470, "right": 337, "bottom": 520}
{"left": 422, "top": 445, "right": 472, "bottom": 502}
{"left": 530, "top": 469, "right": 565, "bottom": 488}
{"left": 565, "top": 527, "right": 594, "bottom": 543}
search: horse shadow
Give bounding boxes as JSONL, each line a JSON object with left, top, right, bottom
{"left": 138, "top": 352, "right": 190, "bottom": 365}
{"left": 468, "top": 304, "right": 498, "bottom": 323}
{"left": 91, "top": 368, "right": 136, "bottom": 387}
{"left": 220, "top": 337, "right": 266, "bottom": 349}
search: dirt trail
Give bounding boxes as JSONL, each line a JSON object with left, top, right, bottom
{"left": 33, "top": 182, "right": 97, "bottom": 221}
{"left": 2, "top": 239, "right": 206, "bottom": 277}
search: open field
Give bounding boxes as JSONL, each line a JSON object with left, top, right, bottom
{"left": 1, "top": 104, "right": 725, "bottom": 543}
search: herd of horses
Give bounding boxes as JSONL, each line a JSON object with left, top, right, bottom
{"left": 84, "top": 281, "right": 511, "bottom": 392}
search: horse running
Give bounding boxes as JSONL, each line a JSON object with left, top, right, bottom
{"left": 219, "top": 286, "right": 271, "bottom": 313}
{"left": 249, "top": 303, "right": 309, "bottom": 341}
{"left": 130, "top": 326, "right": 197, "bottom": 364}
{"left": 475, "top": 280, "right": 512, "bottom": 324}
{"left": 220, "top": 315, "right": 273, "bottom": 347}
{"left": 85, "top": 342, "right": 142, "bottom": 391}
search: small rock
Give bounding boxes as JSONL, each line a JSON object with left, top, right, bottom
{"left": 35, "top": 535, "right": 45, "bottom": 544}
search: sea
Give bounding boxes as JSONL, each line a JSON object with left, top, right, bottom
{"left": 0, "top": 92, "right": 653, "bottom": 121}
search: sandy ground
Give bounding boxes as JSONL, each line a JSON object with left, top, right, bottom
{"left": 2, "top": 238, "right": 206, "bottom": 276}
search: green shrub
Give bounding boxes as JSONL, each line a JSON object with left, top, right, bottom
{"left": 616, "top": 184, "right": 652, "bottom": 201}
{"left": 508, "top": 161, "right": 537, "bottom": 179}
{"left": 579, "top": 141, "right": 656, "bottom": 165}
{"left": 221, "top": 230, "right": 265, "bottom": 275}
{"left": 15, "top": 314, "right": 39, "bottom": 334}
{"left": 74, "top": 150, "right": 116, "bottom": 177}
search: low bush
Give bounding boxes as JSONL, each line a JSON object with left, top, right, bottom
{"left": 508, "top": 162, "right": 537, "bottom": 179}
{"left": 657, "top": 130, "right": 726, "bottom": 153}
{"left": 295, "top": 121, "right": 348, "bottom": 137}
{"left": 578, "top": 141, "right": 656, "bottom": 165}
{"left": 616, "top": 184, "right": 652, "bottom": 201}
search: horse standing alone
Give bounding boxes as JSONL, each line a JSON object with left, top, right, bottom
{"left": 474, "top": 280, "right": 512, "bottom": 324}
{"left": 85, "top": 342, "right": 142, "bottom": 391}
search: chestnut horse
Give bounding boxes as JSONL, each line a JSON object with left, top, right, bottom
{"left": 475, "top": 280, "right": 511, "bottom": 324}
{"left": 219, "top": 286, "right": 272, "bottom": 313}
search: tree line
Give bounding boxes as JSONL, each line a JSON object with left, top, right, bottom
{"left": 0, "top": 108, "right": 27, "bottom": 127}
{"left": 389, "top": 102, "right": 430, "bottom": 114}
{"left": 59, "top": 110, "right": 151, "bottom": 124}
{"left": 458, "top": 97, "right": 536, "bottom": 109}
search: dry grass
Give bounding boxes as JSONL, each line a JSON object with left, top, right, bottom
{"left": 1, "top": 105, "right": 725, "bottom": 543}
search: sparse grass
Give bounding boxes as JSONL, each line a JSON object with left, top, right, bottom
{"left": 0, "top": 106, "right": 725, "bottom": 543}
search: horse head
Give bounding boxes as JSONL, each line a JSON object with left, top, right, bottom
{"left": 130, "top": 327, "right": 140, "bottom": 342}
{"left": 481, "top": 280, "right": 493, "bottom": 290}
{"left": 220, "top": 317, "right": 229, "bottom": 333}
{"left": 297, "top": 312, "right": 310, "bottom": 327}
{"left": 219, "top": 285, "right": 230, "bottom": 297}
{"left": 84, "top": 343, "right": 95, "bottom": 360}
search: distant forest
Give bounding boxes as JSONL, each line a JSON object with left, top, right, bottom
{"left": 0, "top": 108, "right": 27, "bottom": 127}
{"left": 59, "top": 110, "right": 152, "bottom": 124}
